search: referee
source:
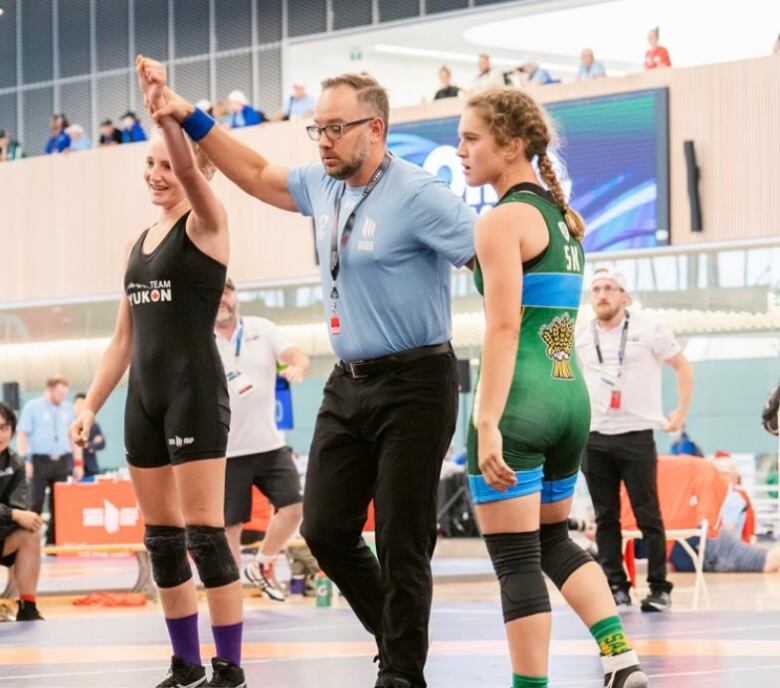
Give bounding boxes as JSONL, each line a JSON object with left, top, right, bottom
{"left": 575, "top": 267, "right": 693, "bottom": 613}
{"left": 147, "top": 63, "right": 475, "bottom": 688}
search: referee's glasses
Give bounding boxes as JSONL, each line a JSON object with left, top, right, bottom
{"left": 306, "top": 118, "right": 374, "bottom": 141}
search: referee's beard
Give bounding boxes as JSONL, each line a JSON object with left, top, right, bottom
{"left": 325, "top": 133, "right": 371, "bottom": 181}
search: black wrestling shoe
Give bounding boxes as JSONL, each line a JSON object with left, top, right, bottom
{"left": 375, "top": 675, "right": 419, "bottom": 688}
{"left": 15, "top": 600, "right": 44, "bottom": 621}
{"left": 640, "top": 590, "right": 671, "bottom": 613}
{"left": 155, "top": 655, "right": 207, "bottom": 688}
{"left": 206, "top": 657, "right": 247, "bottom": 687}
{"left": 611, "top": 588, "right": 632, "bottom": 611}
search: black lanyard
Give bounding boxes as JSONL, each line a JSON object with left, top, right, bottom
{"left": 592, "top": 311, "right": 630, "bottom": 375}
{"left": 329, "top": 152, "right": 392, "bottom": 309}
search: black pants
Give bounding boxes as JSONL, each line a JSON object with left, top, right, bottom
{"left": 582, "top": 431, "right": 672, "bottom": 594}
{"left": 30, "top": 454, "right": 72, "bottom": 545}
{"left": 301, "top": 352, "right": 458, "bottom": 687}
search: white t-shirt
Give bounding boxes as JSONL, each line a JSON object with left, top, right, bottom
{"left": 575, "top": 309, "right": 681, "bottom": 434}
{"left": 215, "top": 316, "right": 294, "bottom": 457}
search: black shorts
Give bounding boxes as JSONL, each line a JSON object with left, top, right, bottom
{"left": 124, "top": 378, "right": 230, "bottom": 468}
{"left": 224, "top": 446, "right": 302, "bottom": 526}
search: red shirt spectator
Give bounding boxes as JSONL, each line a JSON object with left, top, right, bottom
{"left": 645, "top": 27, "right": 671, "bottom": 69}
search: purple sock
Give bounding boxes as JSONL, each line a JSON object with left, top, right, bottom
{"left": 212, "top": 621, "right": 243, "bottom": 666}
{"left": 165, "top": 613, "right": 201, "bottom": 666}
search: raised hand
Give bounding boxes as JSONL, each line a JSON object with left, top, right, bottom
{"left": 151, "top": 87, "right": 197, "bottom": 125}
{"left": 135, "top": 55, "right": 168, "bottom": 115}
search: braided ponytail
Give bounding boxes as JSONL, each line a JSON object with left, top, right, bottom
{"left": 537, "top": 152, "right": 586, "bottom": 242}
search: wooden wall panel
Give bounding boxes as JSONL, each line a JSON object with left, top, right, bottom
{"left": 1, "top": 56, "right": 778, "bottom": 304}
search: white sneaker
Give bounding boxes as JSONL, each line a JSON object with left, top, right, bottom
{"left": 244, "top": 560, "right": 285, "bottom": 602}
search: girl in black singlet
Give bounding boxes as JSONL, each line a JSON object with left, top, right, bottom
{"left": 71, "top": 58, "right": 246, "bottom": 688}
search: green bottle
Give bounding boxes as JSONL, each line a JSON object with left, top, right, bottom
{"left": 315, "top": 572, "right": 333, "bottom": 608}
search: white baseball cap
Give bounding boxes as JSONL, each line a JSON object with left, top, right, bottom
{"left": 590, "top": 265, "right": 628, "bottom": 292}
{"left": 227, "top": 90, "right": 248, "bottom": 105}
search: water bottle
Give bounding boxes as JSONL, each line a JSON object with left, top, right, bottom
{"left": 315, "top": 572, "right": 332, "bottom": 608}
{"left": 289, "top": 574, "right": 305, "bottom": 596}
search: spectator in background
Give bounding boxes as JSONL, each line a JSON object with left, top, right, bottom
{"left": 471, "top": 53, "right": 505, "bottom": 92}
{"left": 669, "top": 457, "right": 780, "bottom": 574}
{"left": 644, "top": 27, "right": 672, "bottom": 69}
{"left": 44, "top": 114, "right": 71, "bottom": 154}
{"left": 196, "top": 98, "right": 213, "bottom": 115}
{"left": 764, "top": 378, "right": 780, "bottom": 436}
{"left": 434, "top": 66, "right": 461, "bottom": 100}
{"left": 773, "top": 34, "right": 780, "bottom": 55}
{"left": 227, "top": 90, "right": 263, "bottom": 128}
{"left": 517, "top": 62, "right": 555, "bottom": 85}
{"left": 73, "top": 394, "right": 105, "bottom": 478}
{"left": 578, "top": 49, "right": 606, "bottom": 80}
{"left": 0, "top": 129, "right": 22, "bottom": 161}
{"left": 120, "top": 111, "right": 147, "bottom": 143}
{"left": 16, "top": 377, "right": 83, "bottom": 546}
{"left": 197, "top": 99, "right": 230, "bottom": 129}
{"left": 670, "top": 426, "right": 704, "bottom": 457}
{"left": 214, "top": 278, "right": 309, "bottom": 601}
{"left": 0, "top": 403, "right": 44, "bottom": 622}
{"left": 98, "top": 119, "right": 122, "bottom": 146}
{"left": 65, "top": 124, "right": 91, "bottom": 152}
{"left": 272, "top": 84, "right": 315, "bottom": 121}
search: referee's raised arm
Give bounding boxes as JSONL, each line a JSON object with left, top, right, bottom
{"left": 137, "top": 55, "right": 298, "bottom": 213}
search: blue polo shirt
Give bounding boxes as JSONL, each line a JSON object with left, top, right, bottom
{"left": 288, "top": 156, "right": 475, "bottom": 361}
{"left": 18, "top": 397, "right": 75, "bottom": 456}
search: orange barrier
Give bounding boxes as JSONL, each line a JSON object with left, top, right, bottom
{"left": 54, "top": 480, "right": 144, "bottom": 546}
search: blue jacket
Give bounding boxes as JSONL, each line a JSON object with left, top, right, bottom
{"left": 230, "top": 105, "right": 262, "bottom": 128}
{"left": 45, "top": 131, "right": 71, "bottom": 154}
{"left": 122, "top": 122, "right": 147, "bottom": 143}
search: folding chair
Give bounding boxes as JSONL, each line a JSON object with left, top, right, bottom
{"left": 620, "top": 455, "right": 729, "bottom": 610}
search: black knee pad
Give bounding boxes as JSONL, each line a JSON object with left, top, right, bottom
{"left": 540, "top": 520, "right": 594, "bottom": 590}
{"left": 484, "top": 531, "right": 550, "bottom": 624}
{"left": 144, "top": 525, "right": 192, "bottom": 589}
{"left": 185, "top": 525, "right": 239, "bottom": 589}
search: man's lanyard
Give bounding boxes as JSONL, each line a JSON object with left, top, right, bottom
{"left": 329, "top": 152, "right": 392, "bottom": 311}
{"left": 592, "top": 311, "right": 630, "bottom": 375}
{"left": 51, "top": 402, "right": 59, "bottom": 445}
{"left": 234, "top": 318, "right": 244, "bottom": 358}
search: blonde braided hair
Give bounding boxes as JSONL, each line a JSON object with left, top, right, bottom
{"left": 467, "top": 88, "right": 586, "bottom": 241}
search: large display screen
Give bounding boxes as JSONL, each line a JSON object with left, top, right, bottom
{"left": 387, "top": 88, "right": 670, "bottom": 253}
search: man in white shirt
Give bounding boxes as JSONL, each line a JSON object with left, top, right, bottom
{"left": 215, "top": 278, "right": 310, "bottom": 602}
{"left": 470, "top": 54, "right": 506, "bottom": 93}
{"left": 575, "top": 267, "right": 693, "bottom": 613}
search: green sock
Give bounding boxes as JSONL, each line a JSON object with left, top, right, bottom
{"left": 590, "top": 614, "right": 633, "bottom": 656}
{"left": 512, "top": 674, "right": 548, "bottom": 688}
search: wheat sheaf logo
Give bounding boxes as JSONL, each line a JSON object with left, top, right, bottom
{"left": 539, "top": 313, "right": 575, "bottom": 380}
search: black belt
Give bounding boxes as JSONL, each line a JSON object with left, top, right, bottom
{"left": 32, "top": 453, "right": 71, "bottom": 461}
{"left": 339, "top": 342, "right": 452, "bottom": 380}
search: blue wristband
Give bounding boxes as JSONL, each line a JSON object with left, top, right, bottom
{"left": 182, "top": 107, "right": 215, "bottom": 142}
